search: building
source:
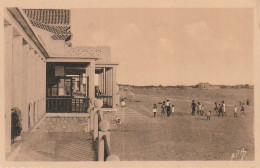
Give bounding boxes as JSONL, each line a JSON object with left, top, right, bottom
{"left": 4, "top": 8, "right": 118, "bottom": 155}
{"left": 196, "top": 82, "right": 210, "bottom": 89}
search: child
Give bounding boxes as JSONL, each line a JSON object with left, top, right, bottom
{"left": 214, "top": 102, "right": 219, "bottom": 116}
{"left": 201, "top": 105, "right": 205, "bottom": 116}
{"left": 234, "top": 105, "right": 238, "bottom": 117}
{"left": 241, "top": 105, "right": 246, "bottom": 115}
{"left": 222, "top": 100, "right": 226, "bottom": 116}
{"left": 171, "top": 105, "right": 175, "bottom": 116}
{"left": 207, "top": 111, "right": 211, "bottom": 120}
{"left": 191, "top": 100, "right": 196, "bottom": 116}
{"left": 218, "top": 104, "right": 223, "bottom": 117}
{"left": 166, "top": 100, "right": 171, "bottom": 117}
{"left": 246, "top": 99, "right": 250, "bottom": 106}
{"left": 153, "top": 104, "right": 157, "bottom": 117}
{"left": 198, "top": 102, "right": 202, "bottom": 115}
{"left": 115, "top": 115, "right": 121, "bottom": 124}
{"left": 161, "top": 101, "right": 166, "bottom": 118}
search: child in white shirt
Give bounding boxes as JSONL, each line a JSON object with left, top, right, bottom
{"left": 171, "top": 105, "right": 175, "bottom": 116}
{"left": 234, "top": 106, "right": 238, "bottom": 117}
{"left": 153, "top": 104, "right": 157, "bottom": 117}
{"left": 116, "top": 115, "right": 121, "bottom": 124}
{"left": 207, "top": 111, "right": 211, "bottom": 120}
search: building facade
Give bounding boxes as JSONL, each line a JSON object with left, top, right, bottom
{"left": 4, "top": 8, "right": 118, "bottom": 153}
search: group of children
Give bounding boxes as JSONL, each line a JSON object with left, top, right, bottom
{"left": 191, "top": 100, "right": 211, "bottom": 120}
{"left": 153, "top": 100, "right": 175, "bottom": 118}
{"left": 213, "top": 101, "right": 227, "bottom": 118}
{"left": 192, "top": 99, "right": 248, "bottom": 121}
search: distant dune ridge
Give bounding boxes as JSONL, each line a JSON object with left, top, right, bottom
{"left": 118, "top": 83, "right": 254, "bottom": 90}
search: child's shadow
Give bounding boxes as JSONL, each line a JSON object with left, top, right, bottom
{"left": 193, "top": 117, "right": 207, "bottom": 120}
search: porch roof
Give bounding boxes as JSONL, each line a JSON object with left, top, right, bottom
{"left": 95, "top": 62, "right": 119, "bottom": 68}
{"left": 46, "top": 57, "right": 98, "bottom": 62}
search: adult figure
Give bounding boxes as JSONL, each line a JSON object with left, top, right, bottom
{"left": 214, "top": 102, "right": 219, "bottom": 116}
{"left": 218, "top": 104, "right": 224, "bottom": 117}
{"left": 197, "top": 102, "right": 202, "bottom": 115}
{"left": 246, "top": 99, "right": 250, "bottom": 106}
{"left": 166, "top": 100, "right": 171, "bottom": 117}
{"left": 191, "top": 100, "right": 196, "bottom": 116}
{"left": 161, "top": 101, "right": 166, "bottom": 118}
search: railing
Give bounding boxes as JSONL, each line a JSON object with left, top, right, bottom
{"left": 89, "top": 99, "right": 119, "bottom": 161}
{"left": 95, "top": 96, "right": 113, "bottom": 108}
{"left": 46, "top": 97, "right": 90, "bottom": 113}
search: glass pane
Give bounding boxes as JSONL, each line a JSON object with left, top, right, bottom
{"left": 52, "top": 87, "right": 58, "bottom": 96}
{"left": 59, "top": 79, "right": 65, "bottom": 87}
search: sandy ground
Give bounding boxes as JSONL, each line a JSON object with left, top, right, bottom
{"left": 110, "top": 88, "right": 254, "bottom": 161}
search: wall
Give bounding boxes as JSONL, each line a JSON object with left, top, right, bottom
{"left": 5, "top": 8, "right": 47, "bottom": 153}
{"left": 36, "top": 117, "right": 88, "bottom": 132}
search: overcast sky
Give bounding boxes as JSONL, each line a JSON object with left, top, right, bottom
{"left": 71, "top": 8, "right": 253, "bottom": 86}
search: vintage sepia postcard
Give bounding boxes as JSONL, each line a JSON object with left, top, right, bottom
{"left": 0, "top": 0, "right": 260, "bottom": 167}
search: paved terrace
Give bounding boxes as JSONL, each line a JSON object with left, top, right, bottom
{"left": 12, "top": 117, "right": 96, "bottom": 161}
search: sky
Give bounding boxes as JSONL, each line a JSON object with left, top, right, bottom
{"left": 71, "top": 8, "right": 253, "bottom": 86}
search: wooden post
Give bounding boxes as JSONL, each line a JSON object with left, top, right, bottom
{"left": 90, "top": 108, "right": 94, "bottom": 131}
{"left": 93, "top": 110, "right": 98, "bottom": 140}
{"left": 98, "top": 138, "right": 104, "bottom": 161}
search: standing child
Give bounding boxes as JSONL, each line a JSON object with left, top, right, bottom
{"left": 153, "top": 104, "right": 157, "bottom": 118}
{"left": 234, "top": 105, "right": 238, "bottom": 117}
{"left": 197, "top": 102, "right": 201, "bottom": 115}
{"left": 171, "top": 105, "right": 175, "bottom": 116}
{"left": 207, "top": 111, "right": 211, "bottom": 120}
{"left": 246, "top": 99, "right": 250, "bottom": 106}
{"left": 191, "top": 100, "right": 196, "bottom": 116}
{"left": 116, "top": 115, "right": 121, "bottom": 124}
{"left": 161, "top": 101, "right": 166, "bottom": 118}
{"left": 214, "top": 102, "right": 219, "bottom": 116}
{"left": 222, "top": 100, "right": 226, "bottom": 116}
{"left": 201, "top": 105, "right": 205, "bottom": 116}
{"left": 241, "top": 105, "right": 246, "bottom": 115}
{"left": 166, "top": 100, "right": 171, "bottom": 117}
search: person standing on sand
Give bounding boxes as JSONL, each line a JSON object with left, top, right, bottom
{"left": 201, "top": 105, "right": 205, "bottom": 116}
{"left": 153, "top": 104, "right": 157, "bottom": 118}
{"left": 166, "top": 100, "right": 171, "bottom": 117}
{"left": 207, "top": 111, "right": 211, "bottom": 120}
{"left": 246, "top": 99, "right": 250, "bottom": 106}
{"left": 198, "top": 102, "right": 202, "bottom": 115}
{"left": 171, "top": 105, "right": 175, "bottom": 116}
{"left": 241, "top": 105, "right": 246, "bottom": 115}
{"left": 222, "top": 100, "right": 226, "bottom": 116}
{"left": 191, "top": 100, "right": 196, "bottom": 116}
{"left": 214, "top": 102, "right": 219, "bottom": 117}
{"left": 234, "top": 105, "right": 238, "bottom": 117}
{"left": 218, "top": 104, "right": 224, "bottom": 117}
{"left": 161, "top": 101, "right": 166, "bottom": 118}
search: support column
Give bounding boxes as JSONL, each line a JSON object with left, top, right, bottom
{"left": 43, "top": 60, "right": 46, "bottom": 115}
{"left": 31, "top": 52, "right": 36, "bottom": 126}
{"left": 12, "top": 35, "right": 23, "bottom": 110}
{"left": 101, "top": 71, "right": 104, "bottom": 93}
{"left": 103, "top": 68, "right": 106, "bottom": 95}
{"left": 98, "top": 72, "right": 101, "bottom": 93}
{"left": 4, "top": 24, "right": 13, "bottom": 153}
{"left": 21, "top": 42, "right": 29, "bottom": 132}
{"left": 35, "top": 56, "right": 39, "bottom": 121}
{"left": 112, "top": 67, "right": 117, "bottom": 108}
{"left": 109, "top": 69, "right": 112, "bottom": 106}
{"left": 88, "top": 61, "right": 95, "bottom": 99}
